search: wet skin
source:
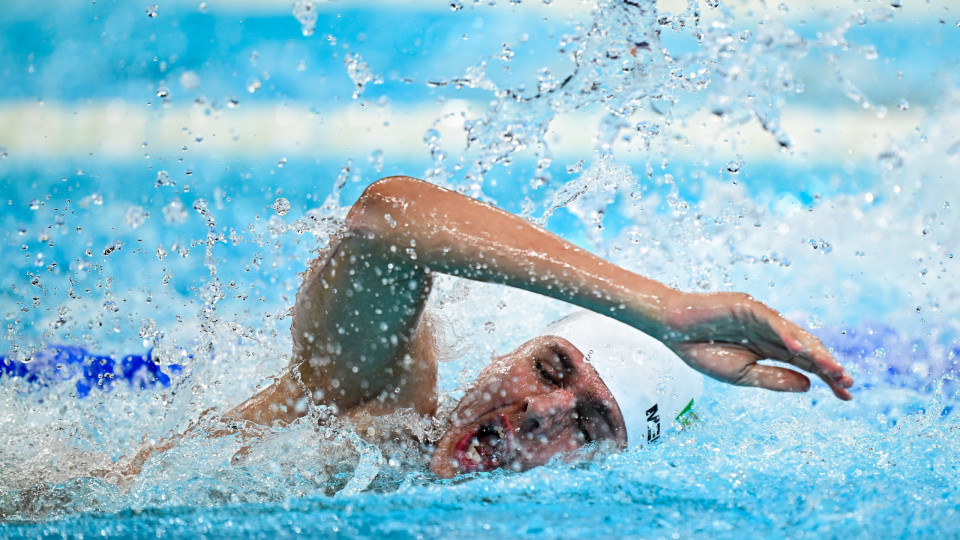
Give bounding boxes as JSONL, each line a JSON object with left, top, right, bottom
{"left": 429, "top": 336, "right": 627, "bottom": 478}
{"left": 214, "top": 177, "right": 853, "bottom": 482}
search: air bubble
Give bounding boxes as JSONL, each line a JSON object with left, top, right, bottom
{"left": 156, "top": 86, "right": 169, "bottom": 99}
{"left": 146, "top": 5, "right": 158, "bottom": 17}
{"left": 29, "top": 199, "right": 40, "bottom": 210}
{"left": 727, "top": 160, "right": 743, "bottom": 174}
{"left": 450, "top": 1, "right": 463, "bottom": 11}
{"left": 898, "top": 99, "right": 909, "bottom": 111}
{"left": 273, "top": 198, "right": 291, "bottom": 216}
{"left": 484, "top": 321, "right": 496, "bottom": 333}
{"left": 227, "top": 98, "right": 240, "bottom": 109}
{"left": 247, "top": 79, "right": 261, "bottom": 93}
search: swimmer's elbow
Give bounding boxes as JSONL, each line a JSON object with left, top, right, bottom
{"left": 345, "top": 176, "right": 427, "bottom": 236}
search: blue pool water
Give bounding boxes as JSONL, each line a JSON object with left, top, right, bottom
{"left": 2, "top": 0, "right": 960, "bottom": 537}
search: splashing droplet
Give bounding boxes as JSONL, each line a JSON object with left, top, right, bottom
{"left": 292, "top": 0, "right": 318, "bottom": 37}
{"left": 103, "top": 241, "right": 124, "bottom": 256}
{"left": 369, "top": 149, "right": 384, "bottom": 172}
{"left": 125, "top": 206, "right": 148, "bottom": 228}
{"left": 273, "top": 198, "right": 291, "bottom": 216}
{"left": 344, "top": 53, "right": 383, "bottom": 99}
{"left": 163, "top": 199, "right": 188, "bottom": 224}
{"left": 156, "top": 170, "right": 172, "bottom": 186}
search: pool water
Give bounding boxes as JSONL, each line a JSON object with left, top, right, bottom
{"left": 2, "top": 0, "right": 959, "bottom": 537}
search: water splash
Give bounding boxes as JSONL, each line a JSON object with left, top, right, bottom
{"left": 292, "top": 1, "right": 318, "bottom": 37}
{"left": 344, "top": 53, "right": 383, "bottom": 99}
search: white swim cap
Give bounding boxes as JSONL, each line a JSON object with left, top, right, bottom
{"left": 539, "top": 311, "right": 703, "bottom": 449}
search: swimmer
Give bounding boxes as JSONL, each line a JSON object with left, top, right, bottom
{"left": 128, "top": 176, "right": 854, "bottom": 479}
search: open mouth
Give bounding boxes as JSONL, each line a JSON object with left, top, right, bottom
{"left": 453, "top": 414, "right": 513, "bottom": 473}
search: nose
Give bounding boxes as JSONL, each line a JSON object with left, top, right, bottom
{"left": 520, "top": 390, "right": 577, "bottom": 434}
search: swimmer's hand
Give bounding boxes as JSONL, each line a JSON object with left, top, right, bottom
{"left": 661, "top": 292, "right": 854, "bottom": 400}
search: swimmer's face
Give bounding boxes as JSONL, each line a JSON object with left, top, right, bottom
{"left": 430, "top": 336, "right": 627, "bottom": 478}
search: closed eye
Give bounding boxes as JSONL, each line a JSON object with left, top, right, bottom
{"left": 535, "top": 359, "right": 561, "bottom": 386}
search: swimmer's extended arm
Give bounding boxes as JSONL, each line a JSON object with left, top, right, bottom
{"left": 234, "top": 176, "right": 851, "bottom": 426}
{"left": 346, "top": 177, "right": 851, "bottom": 398}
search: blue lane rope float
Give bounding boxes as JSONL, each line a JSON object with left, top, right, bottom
{"left": 0, "top": 345, "right": 183, "bottom": 397}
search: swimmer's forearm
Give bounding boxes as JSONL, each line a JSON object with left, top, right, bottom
{"left": 347, "top": 177, "right": 680, "bottom": 338}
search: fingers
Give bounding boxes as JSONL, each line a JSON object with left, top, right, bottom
{"left": 770, "top": 318, "right": 855, "bottom": 401}
{"left": 736, "top": 363, "right": 811, "bottom": 393}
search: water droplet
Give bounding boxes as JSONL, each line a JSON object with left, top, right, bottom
{"left": 484, "top": 321, "right": 496, "bottom": 334}
{"left": 226, "top": 98, "right": 240, "bottom": 109}
{"left": 277, "top": 157, "right": 287, "bottom": 168}
{"left": 125, "top": 206, "right": 148, "bottom": 228}
{"left": 180, "top": 70, "right": 200, "bottom": 90}
{"left": 246, "top": 78, "right": 261, "bottom": 93}
{"left": 103, "top": 241, "right": 123, "bottom": 256}
{"left": 91, "top": 193, "right": 103, "bottom": 205}
{"left": 273, "top": 198, "right": 291, "bottom": 216}
{"left": 156, "top": 86, "right": 169, "bottom": 99}
{"left": 423, "top": 128, "right": 440, "bottom": 145}
{"left": 898, "top": 98, "right": 909, "bottom": 111}
{"left": 0, "top": 146, "right": 7, "bottom": 160}
{"left": 163, "top": 199, "right": 188, "bottom": 223}
{"left": 156, "top": 170, "right": 172, "bottom": 186}
{"left": 146, "top": 5, "right": 158, "bottom": 17}
{"left": 450, "top": 1, "right": 463, "bottom": 10}
{"left": 29, "top": 199, "right": 40, "bottom": 210}
{"left": 368, "top": 149, "right": 384, "bottom": 172}
{"left": 344, "top": 53, "right": 382, "bottom": 99}
{"left": 726, "top": 159, "right": 743, "bottom": 174}
{"left": 292, "top": 0, "right": 318, "bottom": 37}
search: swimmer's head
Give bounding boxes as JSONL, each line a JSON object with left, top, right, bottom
{"left": 429, "top": 311, "right": 703, "bottom": 478}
